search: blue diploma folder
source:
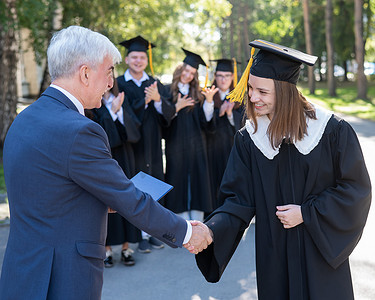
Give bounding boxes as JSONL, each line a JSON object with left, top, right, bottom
{"left": 130, "top": 171, "right": 173, "bottom": 201}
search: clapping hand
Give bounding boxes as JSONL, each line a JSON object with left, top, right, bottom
{"left": 202, "top": 85, "right": 219, "bottom": 103}
{"left": 175, "top": 93, "right": 195, "bottom": 113}
{"left": 219, "top": 100, "right": 235, "bottom": 117}
{"left": 183, "top": 220, "right": 213, "bottom": 254}
{"left": 144, "top": 81, "right": 161, "bottom": 104}
{"left": 111, "top": 92, "right": 124, "bottom": 114}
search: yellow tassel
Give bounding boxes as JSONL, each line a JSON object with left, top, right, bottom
{"left": 232, "top": 57, "right": 238, "bottom": 87}
{"left": 227, "top": 47, "right": 255, "bottom": 103}
{"left": 148, "top": 42, "right": 154, "bottom": 77}
{"left": 204, "top": 65, "right": 209, "bottom": 90}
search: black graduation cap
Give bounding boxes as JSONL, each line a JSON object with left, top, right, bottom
{"left": 249, "top": 39, "right": 317, "bottom": 85}
{"left": 119, "top": 35, "right": 155, "bottom": 54}
{"left": 227, "top": 39, "right": 318, "bottom": 103}
{"left": 182, "top": 48, "right": 206, "bottom": 69}
{"left": 211, "top": 59, "right": 234, "bottom": 73}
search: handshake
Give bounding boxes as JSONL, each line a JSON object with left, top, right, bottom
{"left": 183, "top": 221, "right": 213, "bottom": 254}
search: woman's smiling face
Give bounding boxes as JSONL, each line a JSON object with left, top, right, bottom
{"left": 248, "top": 74, "right": 276, "bottom": 119}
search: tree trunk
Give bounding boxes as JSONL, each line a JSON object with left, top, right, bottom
{"left": 229, "top": 14, "right": 235, "bottom": 58}
{"left": 325, "top": 0, "right": 336, "bottom": 96}
{"left": 241, "top": 1, "right": 250, "bottom": 62}
{"left": 0, "top": 0, "right": 19, "bottom": 149}
{"left": 38, "top": 1, "right": 62, "bottom": 97}
{"left": 302, "top": 0, "right": 316, "bottom": 94}
{"left": 354, "top": 0, "right": 367, "bottom": 99}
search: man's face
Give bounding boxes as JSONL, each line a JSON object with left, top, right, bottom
{"left": 125, "top": 51, "right": 148, "bottom": 74}
{"left": 85, "top": 56, "right": 114, "bottom": 109}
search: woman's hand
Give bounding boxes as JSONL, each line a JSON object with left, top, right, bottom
{"left": 111, "top": 92, "right": 125, "bottom": 114}
{"left": 202, "top": 85, "right": 219, "bottom": 103}
{"left": 175, "top": 93, "right": 195, "bottom": 113}
{"left": 276, "top": 204, "right": 303, "bottom": 229}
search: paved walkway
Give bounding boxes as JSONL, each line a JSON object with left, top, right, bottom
{"left": 0, "top": 114, "right": 374, "bottom": 300}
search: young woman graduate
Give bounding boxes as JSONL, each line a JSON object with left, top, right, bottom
{"left": 92, "top": 78, "right": 142, "bottom": 267}
{"left": 195, "top": 40, "right": 372, "bottom": 300}
{"left": 163, "top": 48, "right": 218, "bottom": 221}
{"left": 206, "top": 59, "right": 245, "bottom": 210}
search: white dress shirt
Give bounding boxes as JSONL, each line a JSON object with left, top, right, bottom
{"left": 50, "top": 84, "right": 84, "bottom": 116}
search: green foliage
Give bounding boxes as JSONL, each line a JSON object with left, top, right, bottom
{"left": 300, "top": 82, "right": 375, "bottom": 121}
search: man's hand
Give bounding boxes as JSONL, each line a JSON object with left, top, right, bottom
{"left": 108, "top": 207, "right": 117, "bottom": 213}
{"left": 144, "top": 81, "right": 161, "bottom": 103}
{"left": 183, "top": 220, "right": 213, "bottom": 254}
{"left": 202, "top": 85, "right": 219, "bottom": 103}
{"left": 111, "top": 92, "right": 125, "bottom": 114}
{"left": 276, "top": 204, "right": 303, "bottom": 229}
{"left": 175, "top": 93, "right": 195, "bottom": 113}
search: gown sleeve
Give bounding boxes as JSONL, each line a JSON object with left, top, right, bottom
{"left": 301, "top": 119, "right": 372, "bottom": 269}
{"left": 196, "top": 129, "right": 256, "bottom": 282}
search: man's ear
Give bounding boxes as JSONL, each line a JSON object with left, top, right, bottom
{"left": 79, "top": 65, "right": 89, "bottom": 86}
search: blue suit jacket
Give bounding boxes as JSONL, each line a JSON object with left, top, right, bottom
{"left": 0, "top": 87, "right": 187, "bottom": 299}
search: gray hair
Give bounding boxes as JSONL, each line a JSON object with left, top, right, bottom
{"left": 47, "top": 25, "right": 122, "bottom": 81}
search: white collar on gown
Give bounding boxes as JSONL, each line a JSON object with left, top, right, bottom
{"left": 245, "top": 104, "right": 333, "bottom": 160}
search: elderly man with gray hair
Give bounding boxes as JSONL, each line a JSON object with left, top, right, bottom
{"left": 0, "top": 26, "right": 212, "bottom": 300}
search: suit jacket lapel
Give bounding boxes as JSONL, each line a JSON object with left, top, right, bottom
{"left": 42, "top": 86, "right": 80, "bottom": 113}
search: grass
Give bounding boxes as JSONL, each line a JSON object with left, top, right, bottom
{"left": 299, "top": 81, "right": 375, "bottom": 121}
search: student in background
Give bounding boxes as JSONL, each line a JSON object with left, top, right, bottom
{"left": 206, "top": 59, "right": 245, "bottom": 210}
{"left": 92, "top": 77, "right": 142, "bottom": 267}
{"left": 117, "top": 35, "right": 174, "bottom": 253}
{"left": 163, "top": 48, "right": 218, "bottom": 222}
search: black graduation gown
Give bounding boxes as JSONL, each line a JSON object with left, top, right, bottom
{"left": 117, "top": 75, "right": 175, "bottom": 180}
{"left": 93, "top": 101, "right": 142, "bottom": 245}
{"left": 196, "top": 115, "right": 371, "bottom": 300}
{"left": 163, "top": 88, "right": 214, "bottom": 214}
{"left": 206, "top": 94, "right": 245, "bottom": 209}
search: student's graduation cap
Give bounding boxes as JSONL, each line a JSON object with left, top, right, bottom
{"left": 119, "top": 35, "right": 155, "bottom": 53}
{"left": 227, "top": 39, "right": 318, "bottom": 103}
{"left": 211, "top": 58, "right": 241, "bottom": 87}
{"left": 182, "top": 48, "right": 209, "bottom": 89}
{"left": 182, "top": 48, "right": 207, "bottom": 69}
{"left": 119, "top": 35, "right": 156, "bottom": 76}
{"left": 211, "top": 59, "right": 235, "bottom": 72}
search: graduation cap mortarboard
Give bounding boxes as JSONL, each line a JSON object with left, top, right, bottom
{"left": 227, "top": 39, "right": 318, "bottom": 103}
{"left": 211, "top": 58, "right": 241, "bottom": 87}
{"left": 211, "top": 59, "right": 235, "bottom": 73}
{"left": 119, "top": 35, "right": 155, "bottom": 53}
{"left": 119, "top": 35, "right": 156, "bottom": 76}
{"left": 249, "top": 39, "right": 317, "bottom": 85}
{"left": 182, "top": 48, "right": 206, "bottom": 69}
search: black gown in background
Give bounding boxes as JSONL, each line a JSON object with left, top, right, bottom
{"left": 206, "top": 93, "right": 245, "bottom": 209}
{"left": 93, "top": 99, "right": 142, "bottom": 245}
{"left": 163, "top": 87, "right": 214, "bottom": 214}
{"left": 117, "top": 75, "right": 175, "bottom": 181}
{"left": 196, "top": 114, "right": 371, "bottom": 300}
